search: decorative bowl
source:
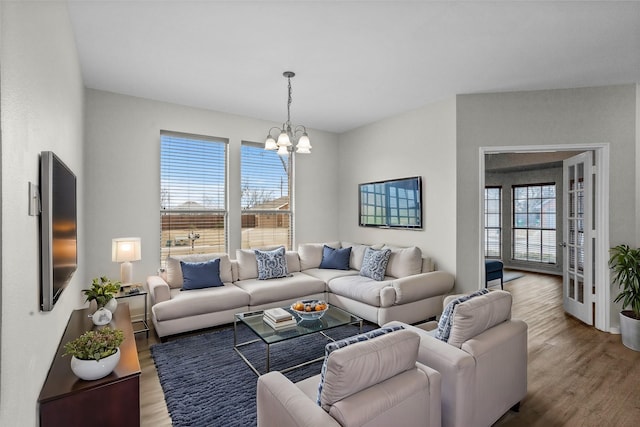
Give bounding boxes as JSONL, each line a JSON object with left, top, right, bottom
{"left": 291, "top": 299, "right": 329, "bottom": 320}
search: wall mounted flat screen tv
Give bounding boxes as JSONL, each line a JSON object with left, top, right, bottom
{"left": 40, "top": 151, "right": 77, "bottom": 311}
{"left": 359, "top": 176, "right": 423, "bottom": 229}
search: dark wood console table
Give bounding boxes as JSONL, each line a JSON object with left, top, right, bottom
{"left": 38, "top": 303, "right": 141, "bottom": 427}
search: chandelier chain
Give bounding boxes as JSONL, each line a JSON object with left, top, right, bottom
{"left": 287, "top": 76, "right": 292, "bottom": 125}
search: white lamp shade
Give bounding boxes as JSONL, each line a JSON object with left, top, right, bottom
{"left": 296, "top": 134, "right": 311, "bottom": 152}
{"left": 112, "top": 238, "right": 142, "bottom": 262}
{"left": 277, "top": 145, "right": 289, "bottom": 156}
{"left": 264, "top": 136, "right": 277, "bottom": 150}
{"left": 277, "top": 131, "right": 291, "bottom": 147}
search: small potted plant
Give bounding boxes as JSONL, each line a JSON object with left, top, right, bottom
{"left": 83, "top": 276, "right": 121, "bottom": 312}
{"left": 63, "top": 327, "right": 124, "bottom": 380}
{"left": 609, "top": 244, "right": 640, "bottom": 351}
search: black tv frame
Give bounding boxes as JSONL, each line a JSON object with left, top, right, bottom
{"left": 358, "top": 176, "right": 423, "bottom": 229}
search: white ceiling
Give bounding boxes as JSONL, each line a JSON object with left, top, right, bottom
{"left": 67, "top": 0, "right": 640, "bottom": 134}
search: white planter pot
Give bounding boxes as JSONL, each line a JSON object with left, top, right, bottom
{"left": 104, "top": 297, "right": 118, "bottom": 313}
{"left": 70, "top": 348, "right": 120, "bottom": 381}
{"left": 620, "top": 311, "right": 640, "bottom": 351}
{"left": 92, "top": 307, "right": 112, "bottom": 326}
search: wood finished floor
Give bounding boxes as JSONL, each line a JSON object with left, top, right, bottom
{"left": 136, "top": 272, "right": 640, "bottom": 426}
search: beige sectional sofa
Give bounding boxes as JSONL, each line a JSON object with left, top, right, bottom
{"left": 147, "top": 242, "right": 455, "bottom": 339}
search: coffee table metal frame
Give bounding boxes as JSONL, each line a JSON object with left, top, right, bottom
{"left": 233, "top": 305, "right": 363, "bottom": 376}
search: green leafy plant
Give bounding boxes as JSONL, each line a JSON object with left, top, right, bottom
{"left": 83, "top": 276, "right": 121, "bottom": 308}
{"left": 63, "top": 327, "right": 124, "bottom": 361}
{"left": 609, "top": 244, "right": 640, "bottom": 319}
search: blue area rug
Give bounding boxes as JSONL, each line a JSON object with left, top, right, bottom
{"left": 150, "top": 322, "right": 373, "bottom": 427}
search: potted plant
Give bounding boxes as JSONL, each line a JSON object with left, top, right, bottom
{"left": 63, "top": 327, "right": 124, "bottom": 380}
{"left": 83, "top": 276, "right": 121, "bottom": 313}
{"left": 608, "top": 244, "right": 640, "bottom": 351}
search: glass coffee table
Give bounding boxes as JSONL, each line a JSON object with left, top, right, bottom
{"left": 233, "top": 305, "right": 363, "bottom": 376}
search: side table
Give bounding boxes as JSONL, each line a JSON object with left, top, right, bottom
{"left": 116, "top": 286, "right": 149, "bottom": 338}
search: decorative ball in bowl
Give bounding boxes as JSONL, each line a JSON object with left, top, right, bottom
{"left": 291, "top": 300, "right": 329, "bottom": 320}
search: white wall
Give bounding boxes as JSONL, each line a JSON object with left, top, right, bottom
{"left": 0, "top": 2, "right": 85, "bottom": 425}
{"left": 337, "top": 98, "right": 457, "bottom": 274}
{"left": 456, "top": 85, "right": 638, "bottom": 323}
{"left": 84, "top": 90, "right": 340, "bottom": 284}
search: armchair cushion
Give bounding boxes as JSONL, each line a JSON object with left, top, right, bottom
{"left": 436, "top": 289, "right": 489, "bottom": 342}
{"left": 447, "top": 290, "right": 512, "bottom": 348}
{"left": 318, "top": 327, "right": 415, "bottom": 411}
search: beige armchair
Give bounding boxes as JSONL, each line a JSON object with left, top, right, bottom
{"left": 257, "top": 329, "right": 442, "bottom": 427}
{"left": 386, "top": 290, "right": 527, "bottom": 427}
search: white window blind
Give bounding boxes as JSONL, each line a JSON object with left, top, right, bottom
{"left": 512, "top": 184, "right": 557, "bottom": 263}
{"left": 484, "top": 187, "right": 501, "bottom": 258}
{"left": 160, "top": 132, "right": 227, "bottom": 262}
{"left": 240, "top": 141, "right": 292, "bottom": 249}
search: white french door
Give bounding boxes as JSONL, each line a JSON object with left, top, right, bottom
{"left": 562, "top": 152, "right": 594, "bottom": 325}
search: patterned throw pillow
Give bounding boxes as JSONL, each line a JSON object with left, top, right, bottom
{"left": 180, "top": 259, "right": 224, "bottom": 290}
{"left": 254, "top": 247, "right": 289, "bottom": 280}
{"left": 319, "top": 245, "right": 352, "bottom": 270}
{"left": 316, "top": 325, "right": 405, "bottom": 406}
{"left": 435, "top": 288, "right": 490, "bottom": 342}
{"left": 359, "top": 247, "right": 391, "bottom": 281}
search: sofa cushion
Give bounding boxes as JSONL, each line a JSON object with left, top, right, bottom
{"left": 328, "top": 275, "right": 392, "bottom": 307}
{"left": 341, "top": 242, "right": 384, "bottom": 271}
{"left": 447, "top": 290, "right": 513, "bottom": 348}
{"left": 152, "top": 283, "right": 250, "bottom": 321}
{"left": 180, "top": 259, "right": 224, "bottom": 290}
{"left": 298, "top": 242, "right": 341, "bottom": 270}
{"left": 166, "top": 253, "right": 232, "bottom": 289}
{"left": 317, "top": 328, "right": 417, "bottom": 411}
{"left": 255, "top": 247, "right": 289, "bottom": 280}
{"left": 319, "top": 245, "right": 352, "bottom": 270}
{"left": 382, "top": 245, "right": 423, "bottom": 278}
{"left": 233, "top": 272, "right": 326, "bottom": 306}
{"left": 436, "top": 289, "right": 489, "bottom": 343}
{"left": 359, "top": 247, "right": 392, "bottom": 281}
{"left": 302, "top": 267, "right": 359, "bottom": 283}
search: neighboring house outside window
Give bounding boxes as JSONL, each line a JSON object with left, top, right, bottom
{"left": 512, "top": 183, "right": 557, "bottom": 263}
{"left": 485, "top": 186, "right": 502, "bottom": 258}
{"left": 160, "top": 132, "right": 227, "bottom": 263}
{"left": 240, "top": 141, "right": 293, "bottom": 250}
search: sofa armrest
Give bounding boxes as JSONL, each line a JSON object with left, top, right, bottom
{"left": 257, "top": 372, "right": 341, "bottom": 427}
{"left": 392, "top": 271, "right": 455, "bottom": 304}
{"left": 146, "top": 275, "right": 171, "bottom": 306}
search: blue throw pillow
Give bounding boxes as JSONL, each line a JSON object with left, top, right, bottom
{"left": 359, "top": 247, "right": 391, "bottom": 281}
{"left": 435, "top": 289, "right": 490, "bottom": 342}
{"left": 319, "top": 245, "right": 352, "bottom": 270}
{"left": 180, "top": 259, "right": 224, "bottom": 290}
{"left": 316, "top": 325, "right": 405, "bottom": 406}
{"left": 255, "top": 247, "right": 289, "bottom": 280}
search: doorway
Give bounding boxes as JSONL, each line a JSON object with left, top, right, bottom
{"left": 479, "top": 144, "right": 611, "bottom": 332}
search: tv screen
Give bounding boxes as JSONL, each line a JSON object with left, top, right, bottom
{"left": 359, "top": 176, "right": 423, "bottom": 229}
{"left": 40, "top": 151, "right": 77, "bottom": 311}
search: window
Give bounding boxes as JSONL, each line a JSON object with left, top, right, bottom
{"left": 240, "top": 141, "right": 292, "bottom": 249}
{"left": 512, "top": 184, "right": 557, "bottom": 263}
{"left": 484, "top": 187, "right": 501, "bottom": 258}
{"left": 160, "top": 132, "right": 227, "bottom": 262}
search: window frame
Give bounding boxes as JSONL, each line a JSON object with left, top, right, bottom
{"left": 511, "top": 182, "right": 557, "bottom": 264}
{"left": 484, "top": 186, "right": 502, "bottom": 258}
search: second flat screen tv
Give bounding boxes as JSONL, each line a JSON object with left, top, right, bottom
{"left": 359, "top": 176, "right": 422, "bottom": 229}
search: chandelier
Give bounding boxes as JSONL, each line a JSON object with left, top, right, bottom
{"left": 264, "top": 71, "right": 311, "bottom": 155}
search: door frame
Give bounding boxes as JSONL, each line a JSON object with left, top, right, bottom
{"left": 478, "top": 143, "right": 611, "bottom": 332}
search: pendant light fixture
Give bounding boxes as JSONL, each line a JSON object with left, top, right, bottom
{"left": 264, "top": 71, "right": 311, "bottom": 155}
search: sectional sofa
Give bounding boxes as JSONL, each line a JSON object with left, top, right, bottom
{"left": 147, "top": 242, "right": 455, "bottom": 339}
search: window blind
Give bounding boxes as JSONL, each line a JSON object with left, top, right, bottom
{"left": 160, "top": 132, "right": 227, "bottom": 262}
{"left": 512, "top": 184, "right": 557, "bottom": 263}
{"left": 240, "top": 141, "right": 292, "bottom": 250}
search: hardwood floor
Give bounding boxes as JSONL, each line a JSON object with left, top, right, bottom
{"left": 135, "top": 272, "right": 640, "bottom": 426}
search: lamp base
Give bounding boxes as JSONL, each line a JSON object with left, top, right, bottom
{"left": 120, "top": 261, "right": 133, "bottom": 285}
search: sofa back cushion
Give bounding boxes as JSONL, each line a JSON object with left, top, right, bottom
{"left": 341, "top": 242, "right": 384, "bottom": 270}
{"left": 298, "top": 242, "right": 341, "bottom": 270}
{"left": 236, "top": 248, "right": 301, "bottom": 280}
{"left": 382, "top": 245, "right": 423, "bottom": 278}
{"left": 447, "top": 290, "right": 513, "bottom": 348}
{"left": 318, "top": 328, "right": 419, "bottom": 411}
{"left": 165, "top": 253, "right": 232, "bottom": 289}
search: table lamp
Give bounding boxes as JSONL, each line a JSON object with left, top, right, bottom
{"left": 112, "top": 237, "right": 142, "bottom": 285}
